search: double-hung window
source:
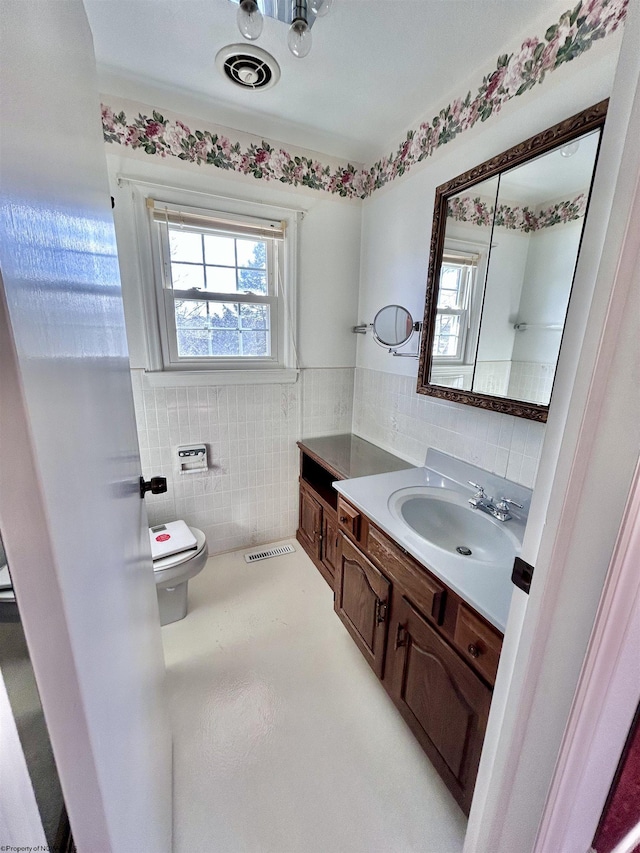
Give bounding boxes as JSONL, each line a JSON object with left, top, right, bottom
{"left": 432, "top": 252, "right": 478, "bottom": 362}
{"left": 150, "top": 200, "right": 290, "bottom": 372}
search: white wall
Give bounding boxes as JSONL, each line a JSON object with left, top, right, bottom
{"left": 512, "top": 220, "right": 583, "bottom": 364}
{"left": 107, "top": 150, "right": 361, "bottom": 370}
{"left": 475, "top": 229, "right": 528, "bottom": 363}
{"left": 354, "top": 38, "right": 621, "bottom": 486}
{"left": 105, "top": 131, "right": 360, "bottom": 553}
{"left": 103, "top": 23, "right": 622, "bottom": 545}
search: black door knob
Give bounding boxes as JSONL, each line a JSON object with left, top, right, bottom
{"left": 139, "top": 476, "right": 167, "bottom": 499}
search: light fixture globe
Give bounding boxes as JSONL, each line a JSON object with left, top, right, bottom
{"left": 237, "top": 0, "right": 263, "bottom": 40}
{"left": 288, "top": 19, "right": 312, "bottom": 57}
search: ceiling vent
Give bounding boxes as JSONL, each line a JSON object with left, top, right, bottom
{"left": 215, "top": 44, "right": 280, "bottom": 91}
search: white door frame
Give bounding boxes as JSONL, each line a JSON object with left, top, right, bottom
{"left": 535, "top": 459, "right": 640, "bottom": 852}
{"left": 465, "top": 7, "right": 640, "bottom": 851}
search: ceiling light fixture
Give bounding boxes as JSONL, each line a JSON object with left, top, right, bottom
{"left": 237, "top": 0, "right": 264, "bottom": 40}
{"left": 235, "top": 0, "right": 332, "bottom": 59}
{"left": 287, "top": 1, "right": 312, "bottom": 58}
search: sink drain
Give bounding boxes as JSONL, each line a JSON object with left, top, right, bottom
{"left": 456, "top": 546, "right": 473, "bottom": 556}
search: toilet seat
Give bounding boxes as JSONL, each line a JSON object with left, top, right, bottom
{"left": 152, "top": 526, "right": 207, "bottom": 587}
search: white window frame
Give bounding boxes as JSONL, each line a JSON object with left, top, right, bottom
{"left": 155, "top": 208, "right": 282, "bottom": 369}
{"left": 433, "top": 257, "right": 475, "bottom": 363}
{"left": 432, "top": 244, "right": 487, "bottom": 367}
{"left": 128, "top": 181, "right": 299, "bottom": 386}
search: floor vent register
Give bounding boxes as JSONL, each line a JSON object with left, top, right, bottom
{"left": 244, "top": 544, "right": 296, "bottom": 564}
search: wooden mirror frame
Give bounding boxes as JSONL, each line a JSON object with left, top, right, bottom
{"left": 416, "top": 100, "right": 608, "bottom": 423}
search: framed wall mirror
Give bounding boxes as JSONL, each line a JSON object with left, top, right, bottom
{"left": 417, "top": 101, "right": 607, "bottom": 422}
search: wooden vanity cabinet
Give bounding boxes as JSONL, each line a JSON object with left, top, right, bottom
{"left": 296, "top": 436, "right": 411, "bottom": 588}
{"left": 389, "top": 596, "right": 491, "bottom": 814}
{"left": 296, "top": 437, "right": 502, "bottom": 815}
{"left": 334, "top": 495, "right": 502, "bottom": 815}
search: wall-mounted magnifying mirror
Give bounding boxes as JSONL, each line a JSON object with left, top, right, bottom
{"left": 372, "top": 305, "right": 415, "bottom": 348}
{"left": 417, "top": 101, "right": 607, "bottom": 422}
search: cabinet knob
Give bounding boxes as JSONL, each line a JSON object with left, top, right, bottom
{"left": 339, "top": 515, "right": 348, "bottom": 524}
{"left": 468, "top": 643, "right": 481, "bottom": 658}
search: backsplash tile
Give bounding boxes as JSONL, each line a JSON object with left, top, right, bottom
{"left": 301, "top": 367, "right": 354, "bottom": 438}
{"left": 352, "top": 368, "right": 544, "bottom": 488}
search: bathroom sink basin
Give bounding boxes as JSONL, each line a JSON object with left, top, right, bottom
{"left": 387, "top": 487, "right": 520, "bottom": 565}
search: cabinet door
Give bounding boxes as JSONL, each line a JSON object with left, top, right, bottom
{"left": 389, "top": 596, "right": 491, "bottom": 814}
{"left": 298, "top": 484, "right": 322, "bottom": 561}
{"left": 322, "top": 512, "right": 338, "bottom": 578}
{"left": 335, "top": 534, "right": 390, "bottom": 678}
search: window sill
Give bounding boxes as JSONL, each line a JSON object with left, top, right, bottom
{"left": 141, "top": 368, "right": 299, "bottom": 388}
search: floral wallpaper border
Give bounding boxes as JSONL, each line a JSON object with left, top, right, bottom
{"left": 101, "top": 0, "right": 627, "bottom": 200}
{"left": 448, "top": 193, "right": 588, "bottom": 232}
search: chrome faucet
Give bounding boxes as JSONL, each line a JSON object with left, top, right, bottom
{"left": 468, "top": 481, "right": 523, "bottom": 522}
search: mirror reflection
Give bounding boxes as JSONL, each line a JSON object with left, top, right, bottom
{"left": 419, "top": 102, "right": 606, "bottom": 420}
{"left": 373, "top": 304, "right": 415, "bottom": 348}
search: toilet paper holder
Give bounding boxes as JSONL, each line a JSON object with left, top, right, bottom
{"left": 177, "top": 444, "right": 208, "bottom": 474}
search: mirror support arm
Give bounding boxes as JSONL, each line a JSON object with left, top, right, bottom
{"left": 390, "top": 321, "right": 423, "bottom": 357}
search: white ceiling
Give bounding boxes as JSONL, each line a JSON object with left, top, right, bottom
{"left": 86, "top": 0, "right": 565, "bottom": 163}
{"left": 500, "top": 129, "right": 602, "bottom": 204}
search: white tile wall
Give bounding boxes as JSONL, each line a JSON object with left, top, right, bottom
{"left": 301, "top": 367, "right": 354, "bottom": 438}
{"left": 474, "top": 360, "right": 512, "bottom": 397}
{"left": 507, "top": 361, "right": 555, "bottom": 405}
{"left": 131, "top": 368, "right": 354, "bottom": 556}
{"left": 352, "top": 368, "right": 545, "bottom": 488}
{"left": 131, "top": 364, "right": 542, "bottom": 555}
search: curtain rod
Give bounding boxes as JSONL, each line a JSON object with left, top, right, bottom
{"left": 115, "top": 174, "right": 308, "bottom": 216}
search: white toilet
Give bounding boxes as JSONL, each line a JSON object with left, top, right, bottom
{"left": 150, "top": 521, "right": 208, "bottom": 626}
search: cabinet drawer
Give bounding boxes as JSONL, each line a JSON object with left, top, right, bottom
{"left": 367, "top": 525, "right": 444, "bottom": 625}
{"left": 454, "top": 605, "right": 502, "bottom": 685}
{"left": 337, "top": 497, "right": 362, "bottom": 542}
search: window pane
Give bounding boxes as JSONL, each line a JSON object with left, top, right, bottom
{"left": 240, "top": 303, "right": 269, "bottom": 330}
{"left": 169, "top": 230, "right": 203, "bottom": 264}
{"left": 174, "top": 301, "right": 241, "bottom": 357}
{"left": 174, "top": 300, "right": 210, "bottom": 357}
{"left": 205, "top": 266, "right": 237, "bottom": 293}
{"left": 237, "top": 268, "right": 267, "bottom": 294}
{"left": 177, "top": 328, "right": 211, "bottom": 357}
{"left": 203, "top": 234, "right": 235, "bottom": 267}
{"left": 208, "top": 302, "right": 239, "bottom": 330}
{"left": 173, "top": 299, "right": 271, "bottom": 359}
{"left": 433, "top": 314, "right": 461, "bottom": 357}
{"left": 236, "top": 239, "right": 266, "bottom": 269}
{"left": 171, "top": 263, "right": 205, "bottom": 290}
{"left": 210, "top": 330, "right": 240, "bottom": 356}
{"left": 438, "top": 267, "right": 463, "bottom": 308}
{"left": 242, "top": 331, "right": 269, "bottom": 356}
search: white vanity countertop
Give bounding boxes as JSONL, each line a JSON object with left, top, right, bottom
{"left": 333, "top": 451, "right": 532, "bottom": 633}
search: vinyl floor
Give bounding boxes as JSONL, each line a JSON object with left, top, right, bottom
{"left": 162, "top": 540, "right": 467, "bottom": 853}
